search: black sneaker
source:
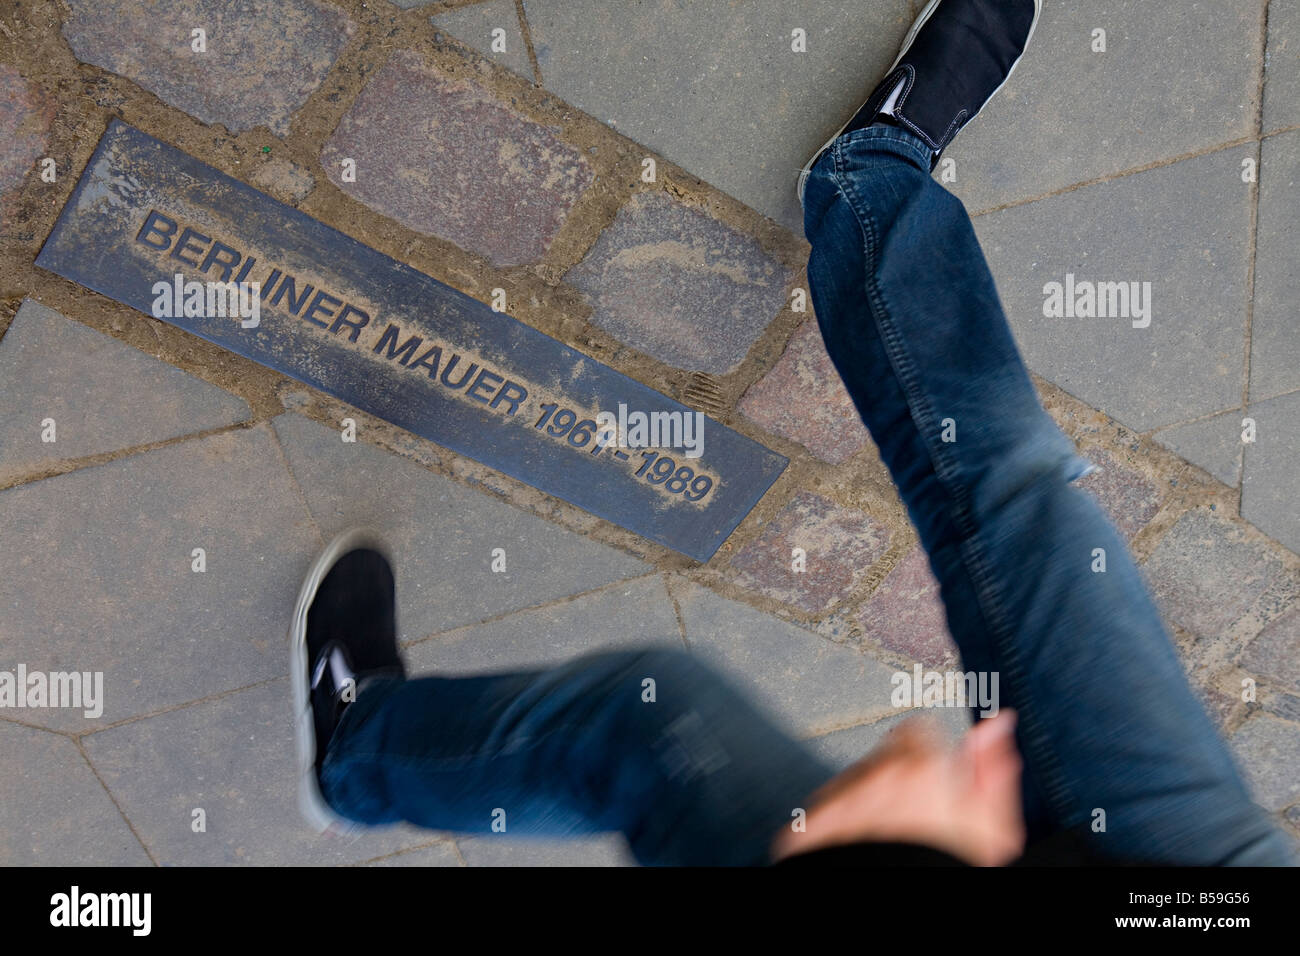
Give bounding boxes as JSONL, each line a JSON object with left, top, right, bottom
{"left": 290, "top": 529, "right": 405, "bottom": 835}
{"left": 798, "top": 0, "right": 1042, "bottom": 203}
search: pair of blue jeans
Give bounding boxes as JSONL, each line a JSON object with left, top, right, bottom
{"left": 320, "top": 125, "right": 1292, "bottom": 866}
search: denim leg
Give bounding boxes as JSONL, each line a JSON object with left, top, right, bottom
{"left": 802, "top": 124, "right": 1292, "bottom": 865}
{"left": 319, "top": 647, "right": 835, "bottom": 866}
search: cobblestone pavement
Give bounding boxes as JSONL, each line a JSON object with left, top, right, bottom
{"left": 1, "top": 0, "right": 1297, "bottom": 865}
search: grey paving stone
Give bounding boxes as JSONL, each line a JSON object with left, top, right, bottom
{"left": 1153, "top": 409, "right": 1243, "bottom": 487}
{"left": 1227, "top": 714, "right": 1300, "bottom": 811}
{"left": 62, "top": 0, "right": 354, "bottom": 135}
{"left": 728, "top": 492, "right": 892, "bottom": 616}
{"left": 974, "top": 147, "right": 1251, "bottom": 433}
{"left": 360, "top": 842, "right": 461, "bottom": 867}
{"left": 321, "top": 50, "right": 593, "bottom": 267}
{"left": 1143, "top": 509, "right": 1286, "bottom": 639}
{"left": 0, "top": 300, "right": 251, "bottom": 481}
{"left": 673, "top": 580, "right": 901, "bottom": 736}
{"left": 82, "top": 679, "right": 435, "bottom": 865}
{"left": 272, "top": 412, "right": 649, "bottom": 642}
{"left": 1241, "top": 600, "right": 1300, "bottom": 693}
{"left": 943, "top": 0, "right": 1265, "bottom": 212}
{"left": 0, "top": 425, "right": 318, "bottom": 731}
{"left": 807, "top": 706, "right": 971, "bottom": 772}
{"left": 0, "top": 721, "right": 151, "bottom": 865}
{"left": 1076, "top": 447, "right": 1164, "bottom": 539}
{"left": 523, "top": 0, "right": 912, "bottom": 231}
{"left": 459, "top": 834, "right": 632, "bottom": 866}
{"left": 1242, "top": 390, "right": 1300, "bottom": 555}
{"left": 1265, "top": 0, "right": 1300, "bottom": 132}
{"left": 403, "top": 575, "right": 677, "bottom": 674}
{"left": 564, "top": 191, "right": 792, "bottom": 374}
{"left": 432, "top": 0, "right": 533, "bottom": 80}
{"left": 1249, "top": 129, "right": 1300, "bottom": 400}
{"left": 0, "top": 64, "right": 52, "bottom": 209}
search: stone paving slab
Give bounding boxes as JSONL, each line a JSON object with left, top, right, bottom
{"left": 0, "top": 64, "right": 52, "bottom": 218}
{"left": 0, "top": 300, "right": 251, "bottom": 481}
{"left": 1248, "top": 129, "right": 1300, "bottom": 401}
{"left": 0, "top": 721, "right": 151, "bottom": 866}
{"left": 974, "top": 146, "right": 1250, "bottom": 434}
{"left": 1143, "top": 508, "right": 1287, "bottom": 640}
{"left": 273, "top": 412, "right": 651, "bottom": 642}
{"left": 62, "top": 0, "right": 354, "bottom": 135}
{"left": 1241, "top": 390, "right": 1300, "bottom": 555}
{"left": 401, "top": 575, "right": 678, "bottom": 673}
{"left": 855, "top": 545, "right": 958, "bottom": 669}
{"left": 1076, "top": 448, "right": 1163, "bottom": 540}
{"left": 1153, "top": 409, "right": 1243, "bottom": 488}
{"left": 728, "top": 491, "right": 891, "bottom": 615}
{"left": 523, "top": 0, "right": 912, "bottom": 232}
{"left": 0, "top": 425, "right": 318, "bottom": 731}
{"left": 458, "top": 834, "right": 631, "bottom": 866}
{"left": 1242, "top": 600, "right": 1300, "bottom": 693}
{"left": 943, "top": 0, "right": 1265, "bottom": 213}
{"left": 1265, "top": 0, "right": 1300, "bottom": 133}
{"left": 82, "top": 679, "right": 435, "bottom": 865}
{"left": 738, "top": 318, "right": 873, "bottom": 464}
{"left": 673, "top": 579, "right": 901, "bottom": 736}
{"left": 361, "top": 842, "right": 461, "bottom": 867}
{"left": 431, "top": 0, "right": 533, "bottom": 81}
{"left": 1227, "top": 714, "right": 1300, "bottom": 812}
{"left": 321, "top": 50, "right": 592, "bottom": 266}
{"left": 564, "top": 191, "right": 792, "bottom": 374}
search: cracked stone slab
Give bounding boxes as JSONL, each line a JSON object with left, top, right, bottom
{"left": 62, "top": 0, "right": 354, "bottom": 135}
{"left": 0, "top": 425, "right": 318, "bottom": 731}
{"left": 0, "top": 300, "right": 251, "bottom": 482}
{"left": 943, "top": 0, "right": 1265, "bottom": 212}
{"left": 432, "top": 0, "right": 533, "bottom": 80}
{"left": 322, "top": 50, "right": 592, "bottom": 267}
{"left": 1249, "top": 129, "right": 1300, "bottom": 400}
{"left": 975, "top": 146, "right": 1250, "bottom": 433}
{"left": 363, "top": 843, "right": 461, "bottom": 866}
{"left": 1143, "top": 508, "right": 1287, "bottom": 640}
{"left": 1241, "top": 390, "right": 1300, "bottom": 555}
{"left": 0, "top": 722, "right": 151, "bottom": 865}
{"left": 673, "top": 580, "right": 901, "bottom": 736}
{"left": 401, "top": 575, "right": 677, "bottom": 672}
{"left": 1264, "top": 0, "right": 1300, "bottom": 132}
{"left": 273, "top": 412, "right": 650, "bottom": 642}
{"left": 0, "top": 64, "right": 52, "bottom": 215}
{"left": 81, "top": 679, "right": 435, "bottom": 865}
{"left": 738, "top": 319, "right": 872, "bottom": 464}
{"left": 728, "top": 491, "right": 891, "bottom": 615}
{"left": 523, "top": 0, "right": 913, "bottom": 232}
{"left": 1153, "top": 409, "right": 1244, "bottom": 488}
{"left": 565, "top": 191, "right": 792, "bottom": 374}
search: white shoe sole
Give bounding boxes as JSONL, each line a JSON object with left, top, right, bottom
{"left": 797, "top": 0, "right": 1043, "bottom": 205}
{"left": 290, "top": 527, "right": 392, "bottom": 836}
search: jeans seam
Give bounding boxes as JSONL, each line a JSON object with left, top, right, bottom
{"left": 828, "top": 138, "right": 1079, "bottom": 825}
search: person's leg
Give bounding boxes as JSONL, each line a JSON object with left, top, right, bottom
{"left": 318, "top": 647, "right": 835, "bottom": 866}
{"left": 801, "top": 124, "right": 1292, "bottom": 864}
